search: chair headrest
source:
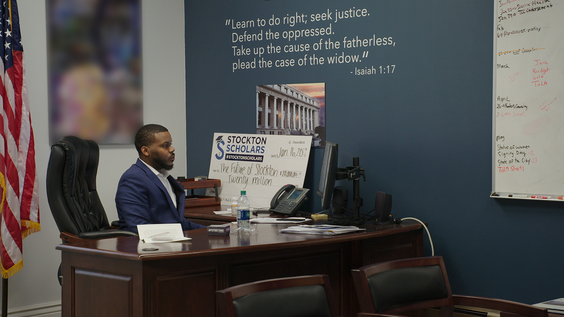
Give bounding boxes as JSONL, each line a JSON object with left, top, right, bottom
{"left": 368, "top": 265, "right": 448, "bottom": 312}
{"left": 232, "top": 285, "right": 333, "bottom": 317}
{"left": 47, "top": 136, "right": 108, "bottom": 235}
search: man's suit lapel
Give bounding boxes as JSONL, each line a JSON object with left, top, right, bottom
{"left": 135, "top": 159, "right": 179, "bottom": 214}
{"left": 168, "top": 175, "right": 186, "bottom": 217}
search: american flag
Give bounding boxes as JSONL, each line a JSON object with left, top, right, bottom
{"left": 0, "top": 0, "right": 40, "bottom": 279}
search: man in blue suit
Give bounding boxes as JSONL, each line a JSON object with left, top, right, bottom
{"left": 116, "top": 124, "right": 205, "bottom": 233}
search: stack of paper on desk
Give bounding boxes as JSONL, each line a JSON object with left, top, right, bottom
{"left": 251, "top": 217, "right": 307, "bottom": 224}
{"left": 280, "top": 224, "right": 365, "bottom": 235}
{"left": 534, "top": 298, "right": 564, "bottom": 314}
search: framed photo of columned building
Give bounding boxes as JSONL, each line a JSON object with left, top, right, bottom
{"left": 256, "top": 83, "right": 326, "bottom": 147}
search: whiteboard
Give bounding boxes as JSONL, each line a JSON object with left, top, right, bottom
{"left": 492, "top": 1, "right": 564, "bottom": 200}
{"left": 207, "top": 133, "right": 312, "bottom": 208}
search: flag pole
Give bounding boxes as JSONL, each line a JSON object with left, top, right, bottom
{"left": 2, "top": 277, "right": 7, "bottom": 316}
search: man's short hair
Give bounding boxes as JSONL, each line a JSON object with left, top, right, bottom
{"left": 134, "top": 124, "right": 169, "bottom": 154}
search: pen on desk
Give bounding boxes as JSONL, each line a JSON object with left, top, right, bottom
{"left": 276, "top": 218, "right": 304, "bottom": 221}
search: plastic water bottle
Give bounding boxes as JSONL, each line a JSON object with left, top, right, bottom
{"left": 230, "top": 197, "right": 238, "bottom": 216}
{"left": 237, "top": 190, "right": 250, "bottom": 230}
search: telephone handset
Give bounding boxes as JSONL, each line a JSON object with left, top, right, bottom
{"left": 269, "top": 185, "right": 309, "bottom": 216}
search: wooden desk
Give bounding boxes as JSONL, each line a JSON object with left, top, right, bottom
{"left": 57, "top": 221, "right": 424, "bottom": 317}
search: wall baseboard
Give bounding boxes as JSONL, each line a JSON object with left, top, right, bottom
{"left": 4, "top": 301, "right": 61, "bottom": 317}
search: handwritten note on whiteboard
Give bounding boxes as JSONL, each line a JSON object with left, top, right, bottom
{"left": 207, "top": 133, "right": 312, "bottom": 208}
{"left": 492, "top": 1, "right": 564, "bottom": 199}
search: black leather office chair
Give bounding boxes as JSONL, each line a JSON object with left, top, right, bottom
{"left": 47, "top": 135, "right": 136, "bottom": 240}
{"left": 47, "top": 136, "right": 136, "bottom": 283}
{"left": 216, "top": 275, "right": 338, "bottom": 317}
{"left": 352, "top": 256, "right": 548, "bottom": 317}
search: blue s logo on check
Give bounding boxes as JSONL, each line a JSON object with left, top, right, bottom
{"left": 215, "top": 135, "right": 225, "bottom": 160}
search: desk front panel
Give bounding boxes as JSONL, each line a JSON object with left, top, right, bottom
{"left": 58, "top": 222, "right": 423, "bottom": 317}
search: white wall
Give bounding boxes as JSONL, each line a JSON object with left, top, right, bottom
{"left": 3, "top": 1, "right": 186, "bottom": 315}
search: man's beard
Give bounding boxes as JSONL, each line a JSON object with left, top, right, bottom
{"left": 154, "top": 156, "right": 174, "bottom": 171}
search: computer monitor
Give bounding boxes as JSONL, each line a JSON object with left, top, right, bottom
{"left": 317, "top": 141, "right": 338, "bottom": 212}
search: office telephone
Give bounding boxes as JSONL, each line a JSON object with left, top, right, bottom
{"left": 269, "top": 185, "right": 309, "bottom": 216}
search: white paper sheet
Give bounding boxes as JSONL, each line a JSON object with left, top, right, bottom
{"left": 137, "top": 223, "right": 191, "bottom": 243}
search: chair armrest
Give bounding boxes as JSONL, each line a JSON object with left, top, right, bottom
{"left": 60, "top": 232, "right": 82, "bottom": 244}
{"left": 60, "top": 230, "right": 137, "bottom": 244}
{"left": 453, "top": 295, "right": 548, "bottom": 317}
{"left": 78, "top": 230, "right": 137, "bottom": 239}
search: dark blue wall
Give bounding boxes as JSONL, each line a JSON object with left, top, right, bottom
{"left": 185, "top": 0, "right": 564, "bottom": 304}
